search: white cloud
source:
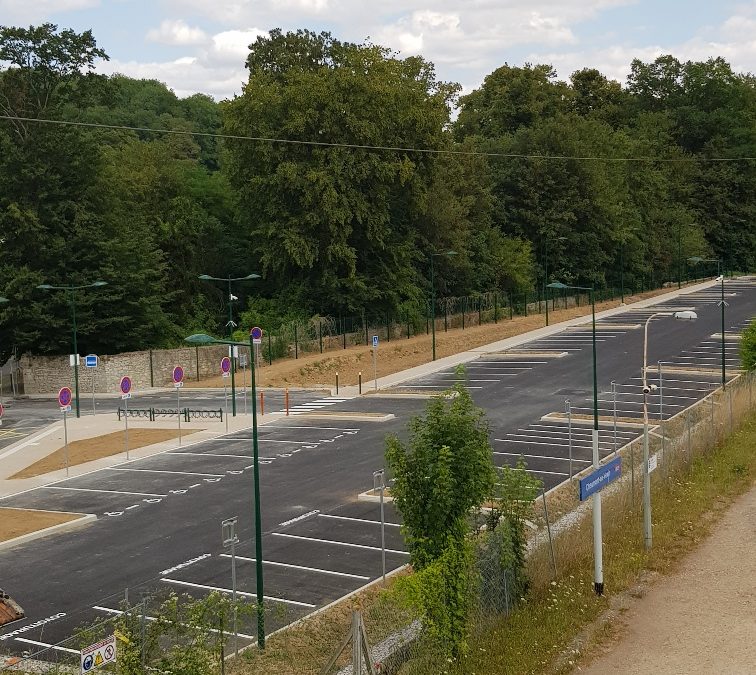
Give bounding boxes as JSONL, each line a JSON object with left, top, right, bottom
{"left": 210, "top": 28, "right": 268, "bottom": 65}
{"left": 146, "top": 19, "right": 208, "bottom": 46}
{"left": 0, "top": 0, "right": 98, "bottom": 22}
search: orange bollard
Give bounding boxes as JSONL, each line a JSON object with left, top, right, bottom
{"left": 260, "top": 391, "right": 264, "bottom": 416}
{"left": 285, "top": 388, "right": 289, "bottom": 416}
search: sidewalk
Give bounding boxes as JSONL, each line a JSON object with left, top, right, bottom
{"left": 578, "top": 485, "right": 756, "bottom": 674}
{"left": 339, "top": 278, "right": 720, "bottom": 397}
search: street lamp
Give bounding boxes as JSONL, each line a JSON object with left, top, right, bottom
{"left": 549, "top": 281, "right": 603, "bottom": 594}
{"left": 640, "top": 310, "right": 697, "bottom": 549}
{"left": 429, "top": 251, "right": 457, "bottom": 361}
{"left": 37, "top": 281, "right": 108, "bottom": 418}
{"left": 185, "top": 329, "right": 265, "bottom": 648}
{"left": 543, "top": 236, "right": 567, "bottom": 326}
{"left": 687, "top": 257, "right": 726, "bottom": 388}
{"left": 198, "top": 273, "right": 260, "bottom": 416}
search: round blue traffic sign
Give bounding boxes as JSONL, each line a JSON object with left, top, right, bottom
{"left": 82, "top": 654, "right": 93, "bottom": 671}
{"left": 120, "top": 376, "right": 132, "bottom": 395}
{"left": 172, "top": 365, "right": 184, "bottom": 384}
{"left": 250, "top": 326, "right": 263, "bottom": 340}
{"left": 220, "top": 356, "right": 231, "bottom": 374}
{"left": 58, "top": 387, "right": 72, "bottom": 408}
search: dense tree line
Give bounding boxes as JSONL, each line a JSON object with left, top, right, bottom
{"left": 0, "top": 24, "right": 753, "bottom": 360}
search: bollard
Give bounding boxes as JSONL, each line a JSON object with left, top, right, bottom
{"left": 285, "top": 388, "right": 289, "bottom": 416}
{"left": 336, "top": 371, "right": 339, "bottom": 396}
{"left": 358, "top": 371, "right": 362, "bottom": 395}
{"left": 259, "top": 391, "right": 264, "bottom": 416}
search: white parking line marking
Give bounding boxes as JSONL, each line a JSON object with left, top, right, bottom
{"left": 498, "top": 466, "right": 569, "bottom": 477}
{"left": 219, "top": 554, "right": 370, "bottom": 580}
{"left": 318, "top": 514, "right": 402, "bottom": 527}
{"left": 264, "top": 425, "right": 359, "bottom": 432}
{"left": 40, "top": 486, "right": 168, "bottom": 497}
{"left": 279, "top": 510, "right": 319, "bottom": 527}
{"left": 161, "top": 579, "right": 316, "bottom": 608}
{"left": 168, "top": 452, "right": 254, "bottom": 459}
{"left": 493, "top": 451, "right": 591, "bottom": 464}
{"left": 503, "top": 434, "right": 616, "bottom": 448}
{"left": 272, "top": 532, "right": 408, "bottom": 555}
{"left": 14, "top": 638, "right": 79, "bottom": 655}
{"left": 110, "top": 468, "right": 223, "bottom": 477}
{"left": 93, "top": 606, "right": 256, "bottom": 640}
{"left": 258, "top": 439, "right": 320, "bottom": 444}
{"left": 497, "top": 438, "right": 612, "bottom": 449}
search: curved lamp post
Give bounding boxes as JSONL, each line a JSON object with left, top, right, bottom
{"left": 198, "top": 273, "right": 260, "bottom": 416}
{"left": 640, "top": 310, "right": 697, "bottom": 550}
{"left": 687, "top": 257, "right": 726, "bottom": 388}
{"left": 185, "top": 330, "right": 265, "bottom": 648}
{"left": 429, "top": 251, "right": 457, "bottom": 361}
{"left": 37, "top": 281, "right": 108, "bottom": 418}
{"left": 548, "top": 281, "right": 603, "bottom": 594}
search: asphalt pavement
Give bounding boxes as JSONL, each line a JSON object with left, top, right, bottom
{"left": 0, "top": 278, "right": 754, "bottom": 659}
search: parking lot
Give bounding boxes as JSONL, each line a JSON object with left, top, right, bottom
{"left": 1, "top": 278, "right": 754, "bottom": 658}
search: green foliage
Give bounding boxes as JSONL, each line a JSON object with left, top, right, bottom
{"left": 386, "top": 375, "right": 496, "bottom": 568}
{"left": 396, "top": 535, "right": 475, "bottom": 658}
{"left": 741, "top": 320, "right": 756, "bottom": 371}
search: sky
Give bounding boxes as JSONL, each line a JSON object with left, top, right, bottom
{"left": 2, "top": 0, "right": 756, "bottom": 100}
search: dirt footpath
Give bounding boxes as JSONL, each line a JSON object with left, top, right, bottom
{"left": 186, "top": 287, "right": 686, "bottom": 390}
{"left": 578, "top": 485, "right": 756, "bottom": 675}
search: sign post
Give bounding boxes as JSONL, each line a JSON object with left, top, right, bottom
{"left": 120, "top": 376, "right": 132, "bottom": 460}
{"left": 58, "top": 387, "right": 73, "bottom": 477}
{"left": 372, "top": 335, "right": 379, "bottom": 392}
{"left": 240, "top": 352, "right": 248, "bottom": 416}
{"left": 85, "top": 354, "right": 98, "bottom": 416}
{"left": 578, "top": 456, "right": 622, "bottom": 502}
{"left": 173, "top": 366, "right": 184, "bottom": 445}
{"left": 251, "top": 326, "right": 263, "bottom": 382}
{"left": 221, "top": 357, "right": 231, "bottom": 433}
{"left": 80, "top": 634, "right": 116, "bottom": 673}
{"left": 222, "top": 517, "right": 240, "bottom": 656}
{"left": 0, "top": 402, "right": 3, "bottom": 428}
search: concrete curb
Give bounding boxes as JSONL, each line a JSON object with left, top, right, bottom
{"left": 0, "top": 511, "right": 96, "bottom": 552}
{"left": 335, "top": 279, "right": 721, "bottom": 398}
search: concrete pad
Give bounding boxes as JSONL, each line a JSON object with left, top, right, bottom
{"left": 0, "top": 509, "right": 96, "bottom": 552}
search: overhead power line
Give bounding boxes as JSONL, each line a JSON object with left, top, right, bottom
{"left": 2, "top": 114, "right": 756, "bottom": 163}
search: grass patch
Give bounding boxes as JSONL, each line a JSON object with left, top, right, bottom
{"left": 11, "top": 428, "right": 202, "bottom": 478}
{"left": 0, "top": 508, "right": 87, "bottom": 542}
{"left": 438, "top": 411, "right": 756, "bottom": 675}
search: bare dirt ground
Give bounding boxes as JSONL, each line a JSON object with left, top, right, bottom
{"left": 0, "top": 508, "right": 83, "bottom": 542}
{"left": 10, "top": 428, "right": 201, "bottom": 479}
{"left": 576, "top": 485, "right": 756, "bottom": 674}
{"left": 185, "top": 286, "right": 687, "bottom": 390}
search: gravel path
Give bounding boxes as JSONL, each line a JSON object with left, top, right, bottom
{"left": 578, "top": 485, "right": 756, "bottom": 675}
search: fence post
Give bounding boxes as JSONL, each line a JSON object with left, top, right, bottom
{"left": 462, "top": 297, "right": 466, "bottom": 330}
{"left": 478, "top": 297, "right": 482, "bottom": 326}
{"left": 319, "top": 320, "right": 323, "bottom": 354}
{"left": 387, "top": 313, "right": 391, "bottom": 342}
{"left": 294, "top": 324, "right": 299, "bottom": 359}
{"left": 195, "top": 346, "right": 200, "bottom": 382}
{"left": 406, "top": 310, "right": 410, "bottom": 339}
{"left": 444, "top": 302, "right": 448, "bottom": 332}
{"left": 336, "top": 372, "right": 339, "bottom": 395}
{"left": 542, "top": 488, "right": 557, "bottom": 580}
{"left": 267, "top": 331, "right": 273, "bottom": 366}
{"left": 364, "top": 311, "right": 369, "bottom": 346}
{"left": 524, "top": 291, "right": 528, "bottom": 317}
{"left": 494, "top": 292, "right": 498, "bottom": 323}
{"left": 141, "top": 598, "right": 147, "bottom": 671}
{"left": 149, "top": 349, "right": 154, "bottom": 388}
{"left": 359, "top": 371, "right": 362, "bottom": 395}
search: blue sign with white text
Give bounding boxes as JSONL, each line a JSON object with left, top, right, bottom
{"left": 579, "top": 456, "right": 622, "bottom": 501}
{"left": 85, "top": 354, "right": 98, "bottom": 368}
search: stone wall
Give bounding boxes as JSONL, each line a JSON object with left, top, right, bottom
{"left": 18, "top": 343, "right": 246, "bottom": 395}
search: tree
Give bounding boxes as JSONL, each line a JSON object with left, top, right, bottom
{"left": 741, "top": 320, "right": 756, "bottom": 372}
{"left": 386, "top": 374, "right": 496, "bottom": 569}
{"left": 223, "top": 29, "right": 460, "bottom": 315}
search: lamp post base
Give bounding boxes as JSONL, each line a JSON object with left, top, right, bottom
{"left": 594, "top": 582, "right": 604, "bottom": 596}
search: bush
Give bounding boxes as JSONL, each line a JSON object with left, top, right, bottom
{"left": 741, "top": 319, "right": 756, "bottom": 371}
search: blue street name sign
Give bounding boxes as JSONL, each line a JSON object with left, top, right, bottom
{"left": 85, "top": 354, "right": 98, "bottom": 368}
{"left": 579, "top": 456, "right": 622, "bottom": 501}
